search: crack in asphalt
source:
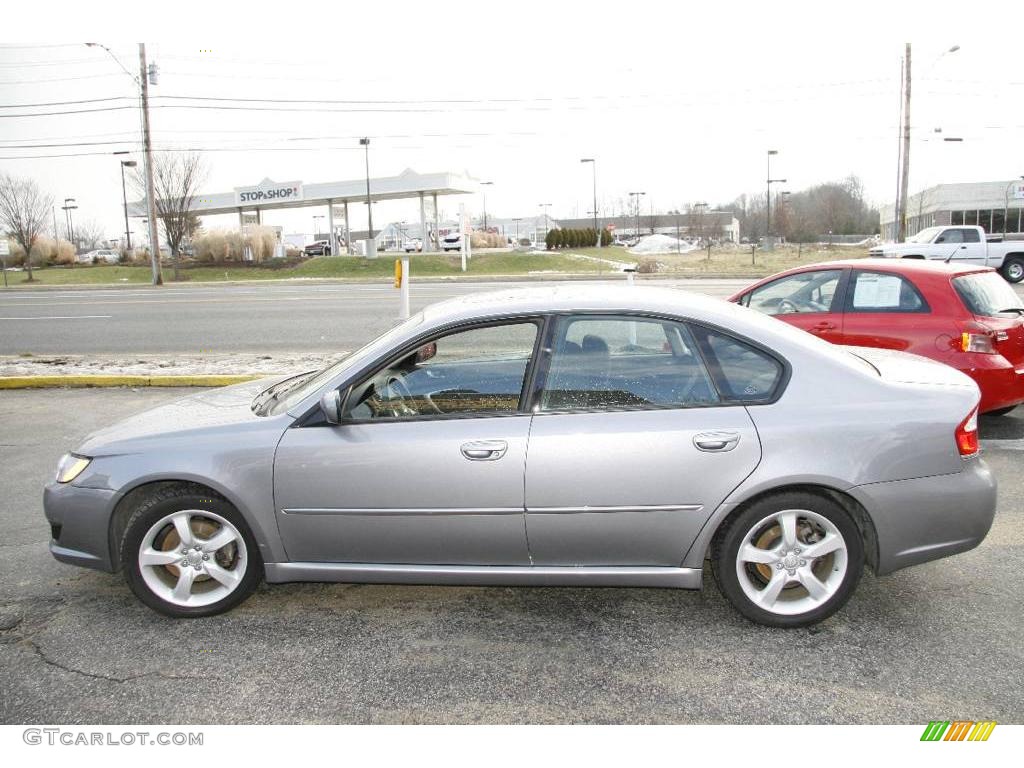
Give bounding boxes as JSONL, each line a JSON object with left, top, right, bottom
{"left": 17, "top": 636, "right": 213, "bottom": 685}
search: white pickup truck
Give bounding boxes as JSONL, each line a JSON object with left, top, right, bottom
{"left": 869, "top": 225, "right": 1024, "bottom": 283}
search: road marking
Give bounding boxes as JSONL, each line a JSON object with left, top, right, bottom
{"left": 0, "top": 315, "right": 112, "bottom": 320}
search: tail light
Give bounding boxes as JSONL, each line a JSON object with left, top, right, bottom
{"left": 959, "top": 321, "right": 999, "bottom": 354}
{"left": 955, "top": 406, "right": 980, "bottom": 457}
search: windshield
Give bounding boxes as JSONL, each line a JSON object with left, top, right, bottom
{"left": 259, "top": 312, "right": 426, "bottom": 414}
{"left": 953, "top": 272, "right": 1024, "bottom": 316}
{"left": 906, "top": 226, "right": 943, "bottom": 244}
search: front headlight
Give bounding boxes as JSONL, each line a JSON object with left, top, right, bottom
{"left": 56, "top": 453, "right": 91, "bottom": 484}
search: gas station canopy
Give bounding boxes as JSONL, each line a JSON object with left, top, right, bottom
{"left": 128, "top": 168, "right": 478, "bottom": 217}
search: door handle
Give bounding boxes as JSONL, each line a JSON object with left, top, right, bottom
{"left": 811, "top": 321, "right": 836, "bottom": 331}
{"left": 694, "top": 431, "right": 740, "bottom": 452}
{"left": 460, "top": 440, "right": 508, "bottom": 461}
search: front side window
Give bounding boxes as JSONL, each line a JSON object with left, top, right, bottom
{"left": 935, "top": 228, "right": 964, "bottom": 244}
{"left": 540, "top": 316, "right": 719, "bottom": 411}
{"left": 846, "top": 271, "right": 929, "bottom": 313}
{"left": 743, "top": 270, "right": 842, "bottom": 316}
{"left": 345, "top": 322, "right": 539, "bottom": 420}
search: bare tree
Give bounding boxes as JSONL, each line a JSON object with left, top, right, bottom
{"left": 74, "top": 218, "right": 107, "bottom": 251}
{"left": 137, "top": 152, "right": 207, "bottom": 281}
{"left": 0, "top": 173, "right": 53, "bottom": 282}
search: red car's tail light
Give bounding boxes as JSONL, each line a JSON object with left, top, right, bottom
{"left": 960, "top": 331, "right": 997, "bottom": 354}
{"left": 955, "top": 406, "right": 980, "bottom": 457}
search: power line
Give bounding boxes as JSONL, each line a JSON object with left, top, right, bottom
{"left": 0, "top": 96, "right": 132, "bottom": 108}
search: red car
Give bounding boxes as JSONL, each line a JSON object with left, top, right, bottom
{"left": 729, "top": 259, "right": 1024, "bottom": 415}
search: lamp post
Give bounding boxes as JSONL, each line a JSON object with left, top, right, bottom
{"left": 580, "top": 158, "right": 599, "bottom": 247}
{"left": 765, "top": 150, "right": 786, "bottom": 250}
{"left": 512, "top": 218, "right": 522, "bottom": 243}
{"left": 628, "top": 192, "right": 645, "bottom": 241}
{"left": 62, "top": 198, "right": 78, "bottom": 254}
{"left": 116, "top": 154, "right": 137, "bottom": 251}
{"left": 480, "top": 181, "right": 493, "bottom": 231}
{"left": 359, "top": 137, "right": 374, "bottom": 255}
{"left": 538, "top": 203, "right": 552, "bottom": 245}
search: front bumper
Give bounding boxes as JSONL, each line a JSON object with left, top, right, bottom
{"left": 849, "top": 458, "right": 997, "bottom": 575}
{"left": 43, "top": 481, "right": 118, "bottom": 572}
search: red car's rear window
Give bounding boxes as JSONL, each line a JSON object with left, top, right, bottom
{"left": 952, "top": 272, "right": 1024, "bottom": 317}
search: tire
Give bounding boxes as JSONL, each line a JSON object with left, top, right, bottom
{"left": 985, "top": 406, "right": 1017, "bottom": 417}
{"left": 712, "top": 491, "right": 864, "bottom": 628}
{"left": 120, "top": 485, "right": 262, "bottom": 618}
{"left": 1000, "top": 257, "right": 1024, "bottom": 284}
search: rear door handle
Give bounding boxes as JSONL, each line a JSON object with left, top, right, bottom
{"left": 811, "top": 321, "right": 837, "bottom": 332}
{"left": 460, "top": 440, "right": 508, "bottom": 461}
{"left": 694, "top": 431, "right": 740, "bottom": 452}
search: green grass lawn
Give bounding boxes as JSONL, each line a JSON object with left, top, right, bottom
{"left": 2, "top": 245, "right": 870, "bottom": 287}
{"left": 3, "top": 251, "right": 615, "bottom": 286}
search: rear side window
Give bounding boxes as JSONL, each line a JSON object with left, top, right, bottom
{"left": 953, "top": 272, "right": 1024, "bottom": 317}
{"left": 689, "top": 326, "right": 785, "bottom": 403}
{"left": 846, "top": 271, "right": 929, "bottom": 313}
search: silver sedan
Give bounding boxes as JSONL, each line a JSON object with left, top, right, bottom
{"left": 44, "top": 286, "right": 996, "bottom": 627}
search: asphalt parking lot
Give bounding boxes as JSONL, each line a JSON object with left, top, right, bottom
{"left": 1, "top": 388, "right": 1022, "bottom": 724}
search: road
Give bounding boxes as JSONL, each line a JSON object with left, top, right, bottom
{"left": 1, "top": 388, "right": 1022, "bottom": 724}
{"left": 0, "top": 279, "right": 751, "bottom": 355}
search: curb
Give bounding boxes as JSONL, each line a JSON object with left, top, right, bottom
{"left": 0, "top": 374, "right": 266, "bottom": 389}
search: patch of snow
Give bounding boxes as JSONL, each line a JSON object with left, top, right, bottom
{"left": 630, "top": 234, "right": 698, "bottom": 255}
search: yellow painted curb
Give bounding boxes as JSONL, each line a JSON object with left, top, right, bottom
{"left": 0, "top": 374, "right": 266, "bottom": 389}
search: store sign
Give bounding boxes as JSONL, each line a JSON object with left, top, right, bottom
{"left": 234, "top": 179, "right": 303, "bottom": 205}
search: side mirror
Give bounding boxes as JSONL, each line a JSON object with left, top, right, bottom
{"left": 415, "top": 342, "right": 437, "bottom": 364}
{"left": 320, "top": 387, "right": 348, "bottom": 425}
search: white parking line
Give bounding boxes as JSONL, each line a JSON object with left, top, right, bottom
{"left": 0, "top": 315, "right": 112, "bottom": 320}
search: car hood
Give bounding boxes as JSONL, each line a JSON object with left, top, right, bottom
{"left": 77, "top": 376, "right": 285, "bottom": 456}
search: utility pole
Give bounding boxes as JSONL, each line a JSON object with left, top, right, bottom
{"left": 139, "top": 43, "right": 162, "bottom": 284}
{"left": 360, "top": 138, "right": 374, "bottom": 256}
{"left": 896, "top": 43, "right": 912, "bottom": 243}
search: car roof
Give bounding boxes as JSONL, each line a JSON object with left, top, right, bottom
{"left": 777, "top": 257, "right": 991, "bottom": 277}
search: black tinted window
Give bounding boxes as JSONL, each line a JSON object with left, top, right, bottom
{"left": 690, "top": 326, "right": 784, "bottom": 403}
{"left": 540, "top": 316, "right": 719, "bottom": 411}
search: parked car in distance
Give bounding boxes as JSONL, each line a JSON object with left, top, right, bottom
{"left": 304, "top": 240, "right": 332, "bottom": 256}
{"left": 441, "top": 233, "right": 462, "bottom": 252}
{"left": 45, "top": 285, "right": 996, "bottom": 627}
{"left": 403, "top": 239, "right": 422, "bottom": 253}
{"left": 869, "top": 225, "right": 1024, "bottom": 283}
{"left": 78, "top": 249, "right": 120, "bottom": 264}
{"left": 730, "top": 259, "right": 1024, "bottom": 415}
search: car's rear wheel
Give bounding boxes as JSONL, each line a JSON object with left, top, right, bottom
{"left": 1001, "top": 257, "right": 1024, "bottom": 284}
{"left": 121, "top": 487, "right": 262, "bottom": 618}
{"left": 712, "top": 492, "right": 864, "bottom": 627}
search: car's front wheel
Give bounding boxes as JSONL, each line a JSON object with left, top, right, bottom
{"left": 712, "top": 492, "right": 864, "bottom": 627}
{"left": 121, "top": 487, "right": 262, "bottom": 617}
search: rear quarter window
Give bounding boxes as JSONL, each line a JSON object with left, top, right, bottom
{"left": 689, "top": 326, "right": 785, "bottom": 403}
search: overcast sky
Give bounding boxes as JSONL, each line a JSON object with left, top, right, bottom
{"left": 2, "top": 0, "right": 1022, "bottom": 241}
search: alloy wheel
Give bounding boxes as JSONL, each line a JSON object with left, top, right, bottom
{"left": 137, "top": 509, "right": 248, "bottom": 608}
{"left": 734, "top": 508, "right": 848, "bottom": 616}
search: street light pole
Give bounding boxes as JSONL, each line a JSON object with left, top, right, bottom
{"left": 480, "top": 181, "right": 493, "bottom": 231}
{"left": 359, "top": 138, "right": 374, "bottom": 255}
{"left": 512, "top": 218, "right": 522, "bottom": 243}
{"left": 628, "top": 192, "right": 645, "bottom": 241}
{"left": 539, "top": 203, "right": 551, "bottom": 245}
{"left": 117, "top": 156, "right": 137, "bottom": 251}
{"left": 62, "top": 198, "right": 77, "bottom": 253}
{"left": 581, "top": 158, "right": 599, "bottom": 247}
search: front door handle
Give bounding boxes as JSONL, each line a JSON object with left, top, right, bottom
{"left": 460, "top": 440, "right": 508, "bottom": 461}
{"left": 811, "top": 321, "right": 837, "bottom": 332}
{"left": 694, "top": 431, "right": 740, "bottom": 452}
